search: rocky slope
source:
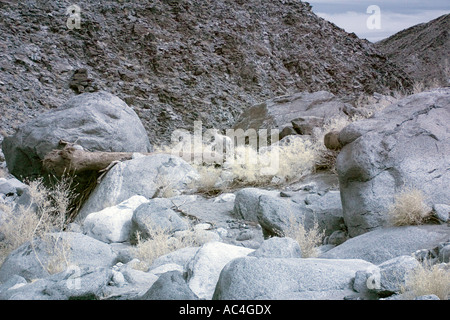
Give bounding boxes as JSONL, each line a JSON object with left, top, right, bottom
{"left": 376, "top": 13, "right": 450, "bottom": 87}
{"left": 0, "top": 0, "right": 412, "bottom": 144}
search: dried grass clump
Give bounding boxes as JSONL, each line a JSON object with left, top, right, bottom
{"left": 133, "top": 227, "right": 176, "bottom": 270}
{"left": 282, "top": 215, "right": 325, "bottom": 258}
{"left": 0, "top": 176, "right": 76, "bottom": 273}
{"left": 132, "top": 220, "right": 215, "bottom": 271}
{"left": 0, "top": 203, "right": 39, "bottom": 265}
{"left": 401, "top": 262, "right": 450, "bottom": 300}
{"left": 155, "top": 133, "right": 318, "bottom": 194}
{"left": 388, "top": 187, "right": 431, "bottom": 226}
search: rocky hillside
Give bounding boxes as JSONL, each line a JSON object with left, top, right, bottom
{"left": 0, "top": 0, "right": 412, "bottom": 144}
{"left": 376, "top": 13, "right": 450, "bottom": 87}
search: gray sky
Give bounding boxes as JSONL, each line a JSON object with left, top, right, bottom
{"left": 308, "top": 0, "right": 450, "bottom": 42}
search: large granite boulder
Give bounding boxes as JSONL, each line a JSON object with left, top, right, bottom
{"left": 0, "top": 232, "right": 117, "bottom": 282}
{"left": 2, "top": 91, "right": 152, "bottom": 181}
{"left": 213, "top": 256, "right": 373, "bottom": 300}
{"left": 320, "top": 225, "right": 450, "bottom": 264}
{"left": 337, "top": 89, "right": 450, "bottom": 236}
{"left": 76, "top": 154, "right": 199, "bottom": 221}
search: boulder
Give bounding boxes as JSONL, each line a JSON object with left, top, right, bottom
{"left": 213, "top": 257, "right": 373, "bottom": 300}
{"left": 256, "top": 192, "right": 308, "bottom": 237}
{"left": 185, "top": 241, "right": 254, "bottom": 300}
{"left": 320, "top": 225, "right": 450, "bottom": 264}
{"left": 0, "top": 177, "right": 30, "bottom": 211}
{"left": 234, "top": 187, "right": 308, "bottom": 237}
{"left": 0, "top": 232, "right": 117, "bottom": 282}
{"left": 432, "top": 204, "right": 450, "bottom": 223}
{"left": 439, "top": 243, "right": 450, "bottom": 263}
{"left": 0, "top": 275, "right": 27, "bottom": 293}
{"left": 149, "top": 247, "right": 200, "bottom": 271}
{"left": 42, "top": 266, "right": 113, "bottom": 300}
{"left": 375, "top": 255, "right": 420, "bottom": 296}
{"left": 174, "top": 192, "right": 264, "bottom": 248}
{"left": 82, "top": 195, "right": 150, "bottom": 243}
{"left": 279, "top": 126, "right": 298, "bottom": 140}
{"left": 141, "top": 271, "right": 199, "bottom": 300}
{"left": 337, "top": 89, "right": 450, "bottom": 237}
{"left": 324, "top": 130, "right": 341, "bottom": 150}
{"left": 0, "top": 266, "right": 112, "bottom": 300}
{"left": 354, "top": 255, "right": 420, "bottom": 298}
{"left": 327, "top": 230, "right": 348, "bottom": 246}
{"left": 0, "top": 278, "right": 51, "bottom": 300}
{"left": 101, "top": 262, "right": 159, "bottom": 300}
{"left": 131, "top": 198, "right": 190, "bottom": 241}
{"left": 76, "top": 154, "right": 199, "bottom": 221}
{"left": 0, "top": 177, "right": 27, "bottom": 196}
{"left": 233, "top": 188, "right": 277, "bottom": 223}
{"left": 148, "top": 263, "right": 184, "bottom": 277}
{"left": 233, "top": 91, "right": 351, "bottom": 135}
{"left": 234, "top": 187, "right": 344, "bottom": 237}
{"left": 415, "top": 294, "right": 441, "bottom": 300}
{"left": 299, "top": 190, "right": 345, "bottom": 236}
{"left": 173, "top": 224, "right": 221, "bottom": 246}
{"left": 248, "top": 237, "right": 302, "bottom": 258}
{"left": 291, "top": 116, "right": 324, "bottom": 135}
{"left": 2, "top": 91, "right": 152, "bottom": 181}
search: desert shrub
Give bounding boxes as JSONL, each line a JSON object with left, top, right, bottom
{"left": 133, "top": 227, "right": 176, "bottom": 271}
{"left": 0, "top": 176, "right": 75, "bottom": 272}
{"left": 226, "top": 137, "right": 317, "bottom": 186}
{"left": 155, "top": 93, "right": 412, "bottom": 194}
{"left": 401, "top": 261, "right": 450, "bottom": 300}
{"left": 0, "top": 203, "right": 39, "bottom": 265}
{"left": 388, "top": 187, "right": 431, "bottom": 226}
{"left": 155, "top": 132, "right": 318, "bottom": 193}
{"left": 282, "top": 215, "right": 325, "bottom": 258}
{"left": 132, "top": 219, "right": 215, "bottom": 270}
{"left": 191, "top": 164, "right": 224, "bottom": 194}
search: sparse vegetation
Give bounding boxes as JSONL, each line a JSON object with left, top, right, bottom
{"left": 401, "top": 261, "right": 450, "bottom": 300}
{"left": 156, "top": 131, "right": 320, "bottom": 194}
{"left": 0, "top": 176, "right": 76, "bottom": 273}
{"left": 153, "top": 93, "right": 412, "bottom": 196}
{"left": 132, "top": 219, "right": 215, "bottom": 271}
{"left": 388, "top": 187, "right": 431, "bottom": 226}
{"left": 282, "top": 215, "right": 325, "bottom": 258}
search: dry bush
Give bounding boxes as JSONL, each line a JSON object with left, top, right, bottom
{"left": 156, "top": 133, "right": 318, "bottom": 193}
{"left": 132, "top": 219, "right": 215, "bottom": 271}
{"left": 190, "top": 164, "right": 224, "bottom": 195}
{"left": 282, "top": 215, "right": 325, "bottom": 258}
{"left": 221, "top": 137, "right": 317, "bottom": 187}
{"left": 401, "top": 261, "right": 450, "bottom": 300}
{"left": 133, "top": 227, "right": 176, "bottom": 271}
{"left": 388, "top": 187, "right": 431, "bottom": 226}
{"left": 266, "top": 137, "right": 317, "bottom": 182}
{"left": 0, "top": 203, "right": 39, "bottom": 265}
{"left": 0, "top": 176, "right": 76, "bottom": 273}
